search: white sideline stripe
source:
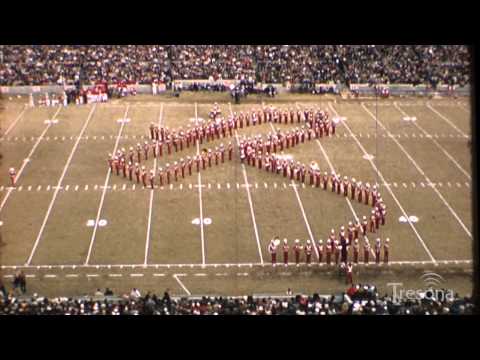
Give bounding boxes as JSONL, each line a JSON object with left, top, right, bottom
{"left": 86, "top": 274, "right": 99, "bottom": 277}
{"left": 230, "top": 103, "right": 264, "bottom": 264}
{"left": 153, "top": 273, "right": 165, "bottom": 277}
{"left": 27, "top": 105, "right": 97, "bottom": 265}
{"left": 269, "top": 114, "right": 319, "bottom": 259}
{"left": 394, "top": 103, "right": 471, "bottom": 180}
{"left": 173, "top": 274, "right": 191, "bottom": 296}
{"left": 1, "top": 105, "right": 27, "bottom": 139}
{"left": 0, "top": 107, "right": 62, "bottom": 213}
{"left": 0, "top": 259, "right": 472, "bottom": 270}
{"left": 109, "top": 274, "right": 122, "bottom": 277}
{"left": 426, "top": 102, "right": 469, "bottom": 138}
{"left": 361, "top": 103, "right": 471, "bottom": 239}
{"left": 144, "top": 103, "right": 164, "bottom": 265}
{"left": 195, "top": 103, "right": 206, "bottom": 266}
{"left": 329, "top": 102, "right": 436, "bottom": 263}
{"left": 194, "top": 273, "right": 207, "bottom": 277}
{"left": 130, "top": 273, "right": 144, "bottom": 277}
{"left": 85, "top": 105, "right": 130, "bottom": 265}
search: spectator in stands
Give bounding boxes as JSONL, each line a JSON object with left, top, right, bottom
{"left": 0, "top": 278, "right": 7, "bottom": 299}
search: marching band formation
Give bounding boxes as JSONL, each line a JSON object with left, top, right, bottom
{"left": 6, "top": 102, "right": 390, "bottom": 273}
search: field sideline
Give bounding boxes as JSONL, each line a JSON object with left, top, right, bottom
{"left": 0, "top": 93, "right": 473, "bottom": 297}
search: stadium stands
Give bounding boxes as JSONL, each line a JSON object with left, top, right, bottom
{"left": 0, "top": 45, "right": 470, "bottom": 87}
{"left": 0, "top": 285, "right": 474, "bottom": 315}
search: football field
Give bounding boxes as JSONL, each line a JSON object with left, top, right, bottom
{"left": 0, "top": 93, "right": 474, "bottom": 297}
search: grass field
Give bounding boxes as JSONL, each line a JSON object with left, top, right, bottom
{"left": 0, "top": 92, "right": 474, "bottom": 297}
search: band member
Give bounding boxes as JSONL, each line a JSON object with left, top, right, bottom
{"left": 129, "top": 147, "right": 135, "bottom": 164}
{"left": 141, "top": 166, "right": 147, "bottom": 187}
{"left": 128, "top": 162, "right": 133, "bottom": 181}
{"left": 107, "top": 154, "right": 114, "bottom": 172}
{"left": 152, "top": 140, "right": 158, "bottom": 158}
{"left": 353, "top": 239, "right": 360, "bottom": 264}
{"left": 354, "top": 220, "right": 361, "bottom": 240}
{"left": 180, "top": 158, "right": 186, "bottom": 178}
{"left": 268, "top": 238, "right": 278, "bottom": 267}
{"left": 136, "top": 143, "right": 142, "bottom": 163}
{"left": 362, "top": 216, "right": 368, "bottom": 235}
{"left": 158, "top": 167, "right": 164, "bottom": 186}
{"left": 121, "top": 157, "right": 127, "bottom": 178}
{"left": 149, "top": 122, "right": 155, "bottom": 139}
{"left": 187, "top": 156, "right": 193, "bottom": 176}
{"left": 149, "top": 170, "right": 155, "bottom": 189}
{"left": 350, "top": 178, "right": 356, "bottom": 200}
{"left": 346, "top": 262, "right": 353, "bottom": 284}
{"left": 347, "top": 221, "right": 354, "bottom": 243}
{"left": 166, "top": 163, "right": 171, "bottom": 184}
{"left": 317, "top": 240, "right": 324, "bottom": 264}
{"left": 357, "top": 181, "right": 363, "bottom": 203}
{"left": 364, "top": 239, "right": 371, "bottom": 264}
{"left": 343, "top": 176, "right": 349, "bottom": 196}
{"left": 305, "top": 239, "right": 313, "bottom": 266}
{"left": 375, "top": 238, "right": 381, "bottom": 264}
{"left": 384, "top": 238, "right": 390, "bottom": 264}
{"left": 8, "top": 167, "right": 16, "bottom": 186}
{"left": 220, "top": 144, "right": 225, "bottom": 163}
{"left": 113, "top": 156, "right": 120, "bottom": 176}
{"left": 334, "top": 240, "right": 340, "bottom": 265}
{"left": 173, "top": 162, "right": 179, "bottom": 182}
{"left": 326, "top": 240, "right": 332, "bottom": 265}
{"left": 282, "top": 239, "right": 289, "bottom": 267}
{"left": 293, "top": 239, "right": 302, "bottom": 266}
{"left": 135, "top": 163, "right": 140, "bottom": 183}
{"left": 369, "top": 210, "right": 376, "bottom": 233}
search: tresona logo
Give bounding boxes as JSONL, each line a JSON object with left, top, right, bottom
{"left": 387, "top": 272, "right": 454, "bottom": 302}
{"left": 419, "top": 272, "right": 445, "bottom": 287}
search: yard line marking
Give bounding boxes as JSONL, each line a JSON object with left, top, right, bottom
{"left": 411, "top": 182, "right": 416, "bottom": 188}
{"left": 297, "top": 103, "right": 357, "bottom": 259}
{"left": 194, "top": 273, "right": 207, "bottom": 277}
{"left": 226, "top": 183, "right": 230, "bottom": 189}
{"left": 74, "top": 185, "right": 79, "bottom": 191}
{"left": 215, "top": 273, "right": 228, "bottom": 276}
{"left": 26, "top": 274, "right": 35, "bottom": 278}
{"left": 122, "top": 184, "right": 126, "bottom": 191}
{"left": 109, "top": 274, "right": 122, "bottom": 277}
{"left": 3, "top": 275, "right": 13, "bottom": 278}
{"left": 426, "top": 102, "right": 469, "bottom": 138}
{"left": 65, "top": 185, "right": 69, "bottom": 191}
{"left": 420, "top": 182, "right": 425, "bottom": 187}
{"left": 94, "top": 185, "right": 98, "bottom": 190}
{"left": 44, "top": 274, "right": 57, "bottom": 278}
{"left": 448, "top": 182, "right": 452, "bottom": 187}
{"left": 394, "top": 103, "right": 471, "bottom": 180}
{"left": 85, "top": 185, "right": 88, "bottom": 190}
{"left": 144, "top": 103, "right": 164, "bottom": 265}
{"left": 18, "top": 186, "right": 22, "bottom": 192}
{"left": 0, "top": 186, "right": 4, "bottom": 191}
{"left": 27, "top": 105, "right": 98, "bottom": 265}
{"left": 66, "top": 274, "right": 78, "bottom": 278}
{"left": 438, "top": 182, "right": 443, "bottom": 187}
{"left": 173, "top": 274, "right": 191, "bottom": 296}
{"left": 230, "top": 104, "right": 264, "bottom": 265}
{"left": 362, "top": 103, "right": 471, "bottom": 239}
{"left": 195, "top": 103, "right": 206, "bottom": 266}
{"left": 402, "top": 183, "right": 407, "bottom": 188}
{"left": 329, "top": 102, "right": 436, "bottom": 263}
{"left": 85, "top": 105, "right": 130, "bottom": 265}
{"left": 264, "top": 182, "right": 268, "bottom": 188}
{"left": 86, "top": 274, "right": 99, "bottom": 278}
{"left": 0, "top": 105, "right": 27, "bottom": 139}
{"left": 217, "top": 183, "right": 221, "bottom": 189}
{"left": 37, "top": 185, "right": 42, "bottom": 191}
{"left": 393, "top": 182, "right": 397, "bottom": 187}
{"left": 130, "top": 273, "right": 144, "bottom": 277}
{"left": 465, "top": 182, "right": 470, "bottom": 188}
{"left": 270, "top": 113, "right": 318, "bottom": 260}
{"left": 237, "top": 273, "right": 249, "bottom": 276}
{"left": 0, "top": 106, "right": 62, "bottom": 213}
{"left": 456, "top": 182, "right": 461, "bottom": 188}
{"left": 153, "top": 273, "right": 165, "bottom": 277}
{"left": 113, "top": 184, "right": 117, "bottom": 191}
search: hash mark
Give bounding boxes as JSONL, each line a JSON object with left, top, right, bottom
{"left": 85, "top": 185, "right": 88, "bottom": 190}
{"left": 65, "top": 185, "right": 69, "bottom": 191}
{"left": 46, "top": 185, "right": 50, "bottom": 191}
{"left": 75, "top": 185, "right": 79, "bottom": 191}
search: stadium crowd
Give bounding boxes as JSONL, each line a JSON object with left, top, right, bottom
{"left": 0, "top": 45, "right": 470, "bottom": 87}
{"left": 0, "top": 283, "right": 474, "bottom": 315}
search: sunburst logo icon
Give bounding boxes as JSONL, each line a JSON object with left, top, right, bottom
{"left": 419, "top": 272, "right": 445, "bottom": 287}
